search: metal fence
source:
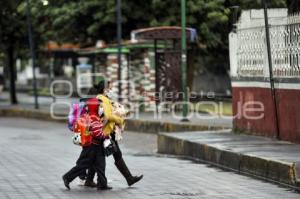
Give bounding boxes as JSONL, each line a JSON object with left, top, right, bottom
{"left": 236, "top": 13, "right": 300, "bottom": 77}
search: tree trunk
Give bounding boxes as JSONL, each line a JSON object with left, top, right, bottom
{"left": 7, "top": 45, "right": 18, "bottom": 104}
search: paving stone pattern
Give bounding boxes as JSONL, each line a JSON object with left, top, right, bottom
{"left": 0, "top": 118, "right": 298, "bottom": 199}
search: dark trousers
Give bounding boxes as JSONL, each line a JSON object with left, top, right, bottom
{"left": 63, "top": 144, "right": 107, "bottom": 187}
{"left": 86, "top": 135, "right": 122, "bottom": 181}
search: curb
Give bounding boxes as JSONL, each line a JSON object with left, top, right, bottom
{"left": 0, "top": 108, "right": 228, "bottom": 134}
{"left": 0, "top": 108, "right": 56, "bottom": 122}
{"left": 125, "top": 119, "right": 226, "bottom": 133}
{"left": 157, "top": 133, "right": 300, "bottom": 190}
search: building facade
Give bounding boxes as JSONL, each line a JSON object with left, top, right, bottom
{"left": 230, "top": 9, "right": 300, "bottom": 143}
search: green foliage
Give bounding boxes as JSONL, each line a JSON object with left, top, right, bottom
{"left": 0, "top": 0, "right": 291, "bottom": 61}
{"left": 0, "top": 0, "right": 27, "bottom": 50}
{"left": 287, "top": 0, "right": 300, "bottom": 13}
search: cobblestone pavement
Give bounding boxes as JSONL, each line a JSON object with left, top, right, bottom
{"left": 0, "top": 118, "right": 298, "bottom": 199}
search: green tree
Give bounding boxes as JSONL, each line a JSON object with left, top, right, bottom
{"left": 25, "top": 0, "right": 288, "bottom": 49}
{"left": 0, "top": 0, "right": 27, "bottom": 104}
{"left": 287, "top": 0, "right": 300, "bottom": 13}
{"left": 23, "top": 0, "right": 154, "bottom": 45}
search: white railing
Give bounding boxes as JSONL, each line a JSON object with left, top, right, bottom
{"left": 231, "top": 12, "right": 300, "bottom": 78}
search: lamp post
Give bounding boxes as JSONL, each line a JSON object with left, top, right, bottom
{"left": 181, "top": 0, "right": 189, "bottom": 121}
{"left": 261, "top": 0, "right": 280, "bottom": 139}
{"left": 26, "top": 0, "right": 39, "bottom": 109}
{"left": 117, "top": 0, "right": 122, "bottom": 102}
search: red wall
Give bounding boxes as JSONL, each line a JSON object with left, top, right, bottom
{"left": 232, "top": 87, "right": 300, "bottom": 143}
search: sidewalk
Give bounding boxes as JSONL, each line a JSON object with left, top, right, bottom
{"left": 158, "top": 130, "right": 300, "bottom": 190}
{"left": 0, "top": 92, "right": 232, "bottom": 133}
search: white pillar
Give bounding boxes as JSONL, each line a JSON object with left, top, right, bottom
{"left": 229, "top": 32, "right": 238, "bottom": 77}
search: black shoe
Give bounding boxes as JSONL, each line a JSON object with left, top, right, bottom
{"left": 84, "top": 180, "right": 97, "bottom": 188}
{"left": 127, "top": 175, "right": 143, "bottom": 186}
{"left": 62, "top": 176, "right": 70, "bottom": 190}
{"left": 115, "top": 158, "right": 143, "bottom": 186}
{"left": 97, "top": 185, "right": 112, "bottom": 190}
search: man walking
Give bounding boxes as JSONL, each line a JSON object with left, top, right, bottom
{"left": 84, "top": 80, "right": 143, "bottom": 186}
{"left": 62, "top": 98, "right": 111, "bottom": 190}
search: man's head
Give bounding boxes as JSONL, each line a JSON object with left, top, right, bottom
{"left": 94, "top": 80, "right": 107, "bottom": 94}
{"left": 87, "top": 87, "right": 98, "bottom": 96}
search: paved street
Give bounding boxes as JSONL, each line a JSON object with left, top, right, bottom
{"left": 0, "top": 118, "right": 299, "bottom": 199}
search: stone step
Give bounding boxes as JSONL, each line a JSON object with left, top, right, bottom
{"left": 158, "top": 130, "right": 300, "bottom": 190}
